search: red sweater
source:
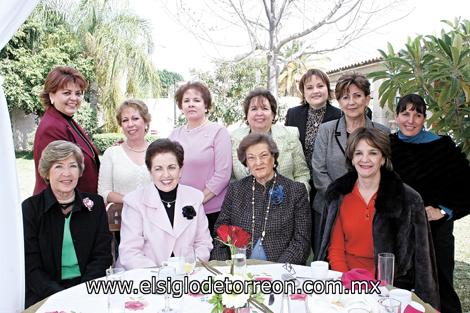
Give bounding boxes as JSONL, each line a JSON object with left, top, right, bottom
{"left": 328, "top": 183, "right": 376, "bottom": 275}
{"left": 33, "top": 106, "right": 100, "bottom": 195}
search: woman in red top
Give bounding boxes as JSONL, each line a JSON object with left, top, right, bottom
{"left": 317, "top": 127, "right": 439, "bottom": 310}
{"left": 33, "top": 66, "right": 100, "bottom": 195}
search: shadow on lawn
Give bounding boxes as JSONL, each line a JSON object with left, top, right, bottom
{"left": 454, "top": 260, "right": 470, "bottom": 312}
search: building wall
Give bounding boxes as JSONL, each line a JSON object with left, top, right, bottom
{"left": 11, "top": 108, "right": 37, "bottom": 152}
{"left": 144, "top": 98, "right": 178, "bottom": 138}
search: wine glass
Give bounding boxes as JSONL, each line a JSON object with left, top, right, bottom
{"left": 182, "top": 246, "right": 196, "bottom": 275}
{"left": 159, "top": 265, "right": 177, "bottom": 313}
{"left": 378, "top": 297, "right": 401, "bottom": 313}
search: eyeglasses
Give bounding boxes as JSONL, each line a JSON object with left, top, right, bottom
{"left": 246, "top": 152, "right": 272, "bottom": 163}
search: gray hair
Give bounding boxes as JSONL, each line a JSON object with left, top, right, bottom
{"left": 237, "top": 133, "right": 279, "bottom": 168}
{"left": 38, "top": 140, "right": 84, "bottom": 182}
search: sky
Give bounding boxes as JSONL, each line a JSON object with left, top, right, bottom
{"left": 132, "top": 0, "right": 470, "bottom": 79}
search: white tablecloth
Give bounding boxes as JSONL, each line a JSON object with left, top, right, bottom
{"left": 33, "top": 263, "right": 408, "bottom": 313}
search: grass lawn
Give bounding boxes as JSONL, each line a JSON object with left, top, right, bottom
{"left": 15, "top": 154, "right": 470, "bottom": 312}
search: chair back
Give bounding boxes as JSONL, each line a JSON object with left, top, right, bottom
{"left": 106, "top": 202, "right": 123, "bottom": 265}
{"left": 107, "top": 203, "right": 123, "bottom": 232}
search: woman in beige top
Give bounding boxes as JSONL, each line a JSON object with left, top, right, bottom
{"left": 98, "top": 99, "right": 152, "bottom": 204}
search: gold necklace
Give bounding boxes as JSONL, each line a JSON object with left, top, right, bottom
{"left": 251, "top": 173, "right": 277, "bottom": 250}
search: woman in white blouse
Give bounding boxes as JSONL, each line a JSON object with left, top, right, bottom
{"left": 98, "top": 99, "right": 152, "bottom": 204}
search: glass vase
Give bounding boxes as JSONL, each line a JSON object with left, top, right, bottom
{"left": 231, "top": 247, "right": 247, "bottom": 276}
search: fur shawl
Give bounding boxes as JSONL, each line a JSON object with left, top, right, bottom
{"left": 390, "top": 134, "right": 470, "bottom": 220}
{"left": 318, "top": 169, "right": 440, "bottom": 309}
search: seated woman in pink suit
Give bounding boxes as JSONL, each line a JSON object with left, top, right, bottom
{"left": 118, "top": 139, "right": 213, "bottom": 269}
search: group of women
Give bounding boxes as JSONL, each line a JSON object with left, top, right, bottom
{"left": 22, "top": 65, "right": 469, "bottom": 313}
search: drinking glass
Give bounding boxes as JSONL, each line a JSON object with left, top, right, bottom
{"left": 182, "top": 247, "right": 196, "bottom": 275}
{"left": 389, "top": 288, "right": 411, "bottom": 309}
{"left": 159, "top": 265, "right": 177, "bottom": 313}
{"left": 377, "top": 253, "right": 395, "bottom": 287}
{"left": 310, "top": 261, "right": 329, "bottom": 280}
{"left": 378, "top": 297, "right": 401, "bottom": 313}
{"left": 232, "top": 246, "right": 247, "bottom": 276}
{"left": 106, "top": 267, "right": 125, "bottom": 313}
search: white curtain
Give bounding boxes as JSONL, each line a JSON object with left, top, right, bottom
{"left": 0, "top": 0, "right": 39, "bottom": 311}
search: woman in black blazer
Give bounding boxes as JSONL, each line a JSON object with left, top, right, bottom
{"left": 22, "top": 140, "right": 112, "bottom": 308}
{"left": 285, "top": 69, "right": 341, "bottom": 252}
{"left": 285, "top": 69, "right": 341, "bottom": 157}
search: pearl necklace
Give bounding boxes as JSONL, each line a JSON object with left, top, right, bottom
{"left": 125, "top": 141, "right": 148, "bottom": 153}
{"left": 251, "top": 173, "right": 277, "bottom": 250}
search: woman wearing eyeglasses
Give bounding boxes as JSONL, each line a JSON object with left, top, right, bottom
{"left": 211, "top": 133, "right": 311, "bottom": 264}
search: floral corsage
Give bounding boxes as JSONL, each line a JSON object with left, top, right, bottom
{"left": 270, "top": 185, "right": 285, "bottom": 205}
{"left": 82, "top": 197, "right": 94, "bottom": 211}
{"left": 182, "top": 205, "right": 197, "bottom": 220}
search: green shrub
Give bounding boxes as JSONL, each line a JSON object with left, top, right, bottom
{"left": 145, "top": 135, "right": 159, "bottom": 144}
{"left": 92, "top": 133, "right": 125, "bottom": 153}
{"left": 75, "top": 102, "right": 98, "bottom": 136}
{"left": 93, "top": 133, "right": 158, "bottom": 154}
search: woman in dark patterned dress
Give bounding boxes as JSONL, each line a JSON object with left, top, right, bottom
{"left": 211, "top": 133, "right": 311, "bottom": 264}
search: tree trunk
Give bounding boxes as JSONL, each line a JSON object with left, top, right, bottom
{"left": 267, "top": 52, "right": 278, "bottom": 97}
{"left": 266, "top": 1, "right": 278, "bottom": 98}
{"left": 89, "top": 80, "right": 98, "bottom": 110}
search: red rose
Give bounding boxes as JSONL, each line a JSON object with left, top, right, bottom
{"left": 231, "top": 226, "right": 250, "bottom": 248}
{"left": 216, "top": 224, "right": 231, "bottom": 243}
{"left": 216, "top": 225, "right": 250, "bottom": 248}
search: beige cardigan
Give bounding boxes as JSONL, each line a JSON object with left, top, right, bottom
{"left": 230, "top": 124, "right": 310, "bottom": 193}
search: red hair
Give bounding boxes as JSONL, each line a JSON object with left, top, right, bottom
{"left": 39, "top": 66, "right": 88, "bottom": 108}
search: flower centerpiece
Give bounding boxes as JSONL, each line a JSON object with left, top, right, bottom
{"left": 208, "top": 273, "right": 265, "bottom": 313}
{"left": 216, "top": 225, "right": 251, "bottom": 275}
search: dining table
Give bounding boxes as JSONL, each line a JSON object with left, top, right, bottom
{"left": 23, "top": 260, "right": 438, "bottom": 313}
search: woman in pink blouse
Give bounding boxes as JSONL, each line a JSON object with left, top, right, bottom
{"left": 169, "top": 82, "right": 232, "bottom": 237}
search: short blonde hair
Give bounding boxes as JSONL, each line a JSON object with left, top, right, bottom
{"left": 115, "top": 99, "right": 152, "bottom": 128}
{"left": 39, "top": 140, "right": 85, "bottom": 182}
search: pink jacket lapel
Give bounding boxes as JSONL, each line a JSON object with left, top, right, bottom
{"left": 142, "top": 184, "right": 174, "bottom": 236}
{"left": 173, "top": 186, "right": 196, "bottom": 238}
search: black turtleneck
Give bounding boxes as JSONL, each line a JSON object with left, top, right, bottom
{"left": 155, "top": 185, "right": 178, "bottom": 227}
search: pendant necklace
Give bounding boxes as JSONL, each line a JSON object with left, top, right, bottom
{"left": 161, "top": 199, "right": 176, "bottom": 208}
{"left": 251, "top": 172, "right": 277, "bottom": 250}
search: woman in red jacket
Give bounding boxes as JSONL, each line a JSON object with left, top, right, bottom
{"left": 33, "top": 66, "right": 100, "bottom": 195}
